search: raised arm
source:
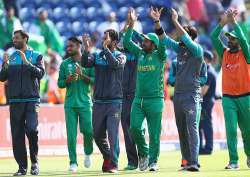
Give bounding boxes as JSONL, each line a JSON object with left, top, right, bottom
{"left": 103, "top": 49, "right": 126, "bottom": 68}
{"left": 123, "top": 8, "right": 142, "bottom": 57}
{"left": 228, "top": 9, "right": 250, "bottom": 63}
{"left": 170, "top": 9, "right": 202, "bottom": 57}
{"left": 149, "top": 7, "right": 179, "bottom": 54}
{"left": 81, "top": 33, "right": 95, "bottom": 67}
{"left": 210, "top": 12, "right": 228, "bottom": 62}
{"left": 17, "top": 50, "right": 45, "bottom": 79}
{"left": 102, "top": 32, "right": 126, "bottom": 68}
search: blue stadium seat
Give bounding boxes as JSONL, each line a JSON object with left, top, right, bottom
{"left": 52, "top": 7, "right": 69, "bottom": 22}
{"left": 71, "top": 21, "right": 88, "bottom": 36}
{"left": 136, "top": 7, "right": 148, "bottom": 20}
{"left": 88, "top": 21, "right": 98, "bottom": 33}
{"left": 20, "top": 7, "right": 36, "bottom": 21}
{"left": 69, "top": 7, "right": 83, "bottom": 22}
{"left": 117, "top": 7, "right": 128, "bottom": 22}
{"left": 56, "top": 21, "right": 70, "bottom": 34}
{"left": 85, "top": 7, "right": 97, "bottom": 21}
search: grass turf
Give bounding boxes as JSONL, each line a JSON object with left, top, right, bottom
{"left": 0, "top": 150, "right": 249, "bottom": 177}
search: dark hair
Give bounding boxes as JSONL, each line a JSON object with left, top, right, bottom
{"left": 14, "top": 30, "right": 29, "bottom": 43}
{"left": 183, "top": 26, "right": 198, "bottom": 40}
{"left": 68, "top": 36, "right": 82, "bottom": 44}
{"left": 105, "top": 29, "right": 119, "bottom": 42}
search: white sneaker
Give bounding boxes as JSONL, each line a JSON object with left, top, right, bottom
{"left": 84, "top": 155, "right": 92, "bottom": 168}
{"left": 149, "top": 163, "right": 158, "bottom": 171}
{"left": 139, "top": 156, "right": 149, "bottom": 171}
{"left": 68, "top": 164, "right": 77, "bottom": 172}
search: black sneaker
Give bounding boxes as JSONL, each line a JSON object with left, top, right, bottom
{"left": 186, "top": 164, "right": 199, "bottom": 172}
{"left": 13, "top": 169, "right": 27, "bottom": 176}
{"left": 30, "top": 163, "right": 39, "bottom": 175}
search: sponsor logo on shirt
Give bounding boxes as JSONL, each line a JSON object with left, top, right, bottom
{"left": 137, "top": 65, "right": 156, "bottom": 72}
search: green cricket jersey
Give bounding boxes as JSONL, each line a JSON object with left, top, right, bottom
{"left": 123, "top": 28, "right": 167, "bottom": 98}
{"left": 57, "top": 57, "right": 94, "bottom": 107}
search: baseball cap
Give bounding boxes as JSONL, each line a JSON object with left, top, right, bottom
{"left": 141, "top": 33, "right": 159, "bottom": 47}
{"left": 225, "top": 31, "right": 238, "bottom": 39}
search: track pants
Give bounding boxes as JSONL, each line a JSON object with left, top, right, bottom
{"left": 65, "top": 106, "right": 93, "bottom": 165}
{"left": 199, "top": 102, "right": 214, "bottom": 153}
{"left": 222, "top": 96, "right": 250, "bottom": 164}
{"left": 92, "top": 102, "right": 121, "bottom": 168}
{"left": 173, "top": 94, "right": 201, "bottom": 165}
{"left": 130, "top": 97, "right": 164, "bottom": 165}
{"left": 10, "top": 102, "right": 39, "bottom": 171}
{"left": 121, "top": 94, "right": 138, "bottom": 167}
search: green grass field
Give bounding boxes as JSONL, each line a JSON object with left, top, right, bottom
{"left": 0, "top": 150, "right": 249, "bottom": 177}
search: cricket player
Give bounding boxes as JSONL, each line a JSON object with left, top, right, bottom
{"left": 57, "top": 36, "right": 94, "bottom": 172}
{"left": 81, "top": 29, "right": 126, "bottom": 173}
{"left": 211, "top": 9, "right": 250, "bottom": 169}
{"left": 168, "top": 58, "right": 207, "bottom": 169}
{"left": 123, "top": 8, "right": 167, "bottom": 171}
{"left": 119, "top": 25, "right": 142, "bottom": 170}
{"left": 199, "top": 50, "right": 217, "bottom": 155}
{"left": 153, "top": 8, "right": 204, "bottom": 171}
{"left": 0, "top": 30, "right": 45, "bottom": 176}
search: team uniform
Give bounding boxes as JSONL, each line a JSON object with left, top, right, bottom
{"left": 121, "top": 50, "right": 139, "bottom": 169}
{"left": 168, "top": 57, "right": 207, "bottom": 165}
{"left": 57, "top": 57, "right": 94, "bottom": 166}
{"left": 199, "top": 62, "right": 217, "bottom": 154}
{"left": 162, "top": 32, "right": 204, "bottom": 170}
{"left": 0, "top": 49, "right": 45, "bottom": 174}
{"left": 81, "top": 48, "right": 126, "bottom": 171}
{"left": 123, "top": 28, "right": 167, "bottom": 169}
{"left": 211, "top": 23, "right": 250, "bottom": 167}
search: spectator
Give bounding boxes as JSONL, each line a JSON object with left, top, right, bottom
{"left": 97, "top": 12, "right": 119, "bottom": 36}
{"left": 0, "top": 6, "right": 22, "bottom": 49}
{"left": 28, "top": 9, "right": 64, "bottom": 56}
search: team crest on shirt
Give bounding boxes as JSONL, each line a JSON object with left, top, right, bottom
{"left": 188, "top": 109, "right": 194, "bottom": 115}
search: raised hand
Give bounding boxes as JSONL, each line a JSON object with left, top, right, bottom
{"left": 219, "top": 12, "right": 228, "bottom": 26}
{"left": 16, "top": 50, "right": 29, "bottom": 65}
{"left": 129, "top": 7, "right": 138, "bottom": 22}
{"left": 226, "top": 8, "right": 238, "bottom": 23}
{"left": 103, "top": 32, "right": 111, "bottom": 49}
{"left": 149, "top": 6, "right": 163, "bottom": 21}
{"left": 171, "top": 8, "right": 178, "bottom": 22}
{"left": 82, "top": 33, "right": 90, "bottom": 52}
{"left": 3, "top": 52, "right": 9, "bottom": 64}
{"left": 75, "top": 63, "right": 82, "bottom": 75}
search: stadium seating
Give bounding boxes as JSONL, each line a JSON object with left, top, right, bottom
{"left": 19, "top": 0, "right": 171, "bottom": 43}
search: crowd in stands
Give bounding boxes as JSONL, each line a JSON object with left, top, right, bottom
{"left": 0, "top": 0, "right": 250, "bottom": 105}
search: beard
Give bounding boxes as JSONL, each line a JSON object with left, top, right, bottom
{"left": 14, "top": 43, "right": 23, "bottom": 49}
{"left": 228, "top": 42, "right": 240, "bottom": 53}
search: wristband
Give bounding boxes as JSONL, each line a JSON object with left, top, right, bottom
{"left": 155, "top": 27, "right": 164, "bottom": 35}
{"left": 154, "top": 20, "right": 160, "bottom": 23}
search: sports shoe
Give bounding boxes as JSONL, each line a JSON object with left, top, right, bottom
{"left": 148, "top": 163, "right": 158, "bottom": 171}
{"left": 225, "top": 163, "right": 239, "bottom": 170}
{"left": 13, "top": 169, "right": 27, "bottom": 176}
{"left": 108, "top": 166, "right": 118, "bottom": 173}
{"left": 102, "top": 159, "right": 111, "bottom": 172}
{"left": 247, "top": 156, "right": 250, "bottom": 168}
{"left": 68, "top": 163, "right": 77, "bottom": 172}
{"left": 186, "top": 164, "right": 199, "bottom": 172}
{"left": 30, "top": 163, "right": 39, "bottom": 175}
{"left": 181, "top": 159, "right": 187, "bottom": 167}
{"left": 84, "top": 154, "right": 91, "bottom": 168}
{"left": 139, "top": 156, "right": 149, "bottom": 171}
{"left": 124, "top": 164, "right": 137, "bottom": 170}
